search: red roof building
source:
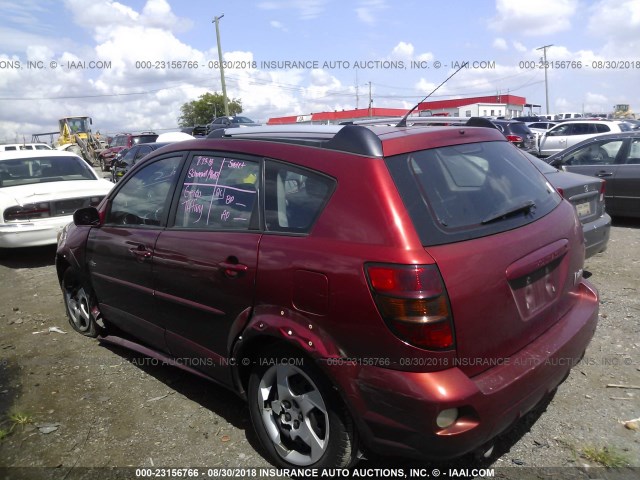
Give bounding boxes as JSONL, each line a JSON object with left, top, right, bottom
{"left": 266, "top": 95, "right": 529, "bottom": 125}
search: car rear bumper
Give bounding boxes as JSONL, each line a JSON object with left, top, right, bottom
{"left": 328, "top": 280, "right": 599, "bottom": 460}
{"left": 0, "top": 217, "right": 71, "bottom": 248}
{"left": 583, "top": 213, "right": 611, "bottom": 259}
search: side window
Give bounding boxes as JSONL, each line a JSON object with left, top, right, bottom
{"left": 264, "top": 161, "right": 335, "bottom": 233}
{"left": 548, "top": 124, "right": 571, "bottom": 136}
{"left": 569, "top": 123, "right": 592, "bottom": 135}
{"left": 595, "top": 124, "right": 611, "bottom": 133}
{"left": 565, "top": 140, "right": 623, "bottom": 166}
{"left": 135, "top": 146, "right": 152, "bottom": 162}
{"left": 626, "top": 139, "right": 640, "bottom": 164}
{"left": 106, "top": 156, "right": 182, "bottom": 226}
{"left": 174, "top": 155, "right": 259, "bottom": 230}
{"left": 120, "top": 148, "right": 137, "bottom": 164}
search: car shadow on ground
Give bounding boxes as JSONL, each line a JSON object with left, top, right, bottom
{"left": 611, "top": 217, "right": 640, "bottom": 229}
{"left": 100, "top": 339, "right": 555, "bottom": 474}
{"left": 98, "top": 342, "right": 265, "bottom": 458}
{"left": 0, "top": 245, "right": 57, "bottom": 268}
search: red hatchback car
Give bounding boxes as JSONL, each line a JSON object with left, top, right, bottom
{"left": 56, "top": 124, "right": 598, "bottom": 468}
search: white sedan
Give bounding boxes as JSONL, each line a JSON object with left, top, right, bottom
{"left": 0, "top": 150, "right": 113, "bottom": 248}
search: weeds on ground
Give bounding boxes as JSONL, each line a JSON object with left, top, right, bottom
{"left": 0, "top": 411, "right": 34, "bottom": 439}
{"left": 9, "top": 412, "right": 33, "bottom": 430}
{"left": 580, "top": 445, "right": 630, "bottom": 468}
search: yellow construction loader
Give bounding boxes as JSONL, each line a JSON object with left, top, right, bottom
{"left": 613, "top": 104, "right": 636, "bottom": 120}
{"left": 56, "top": 116, "right": 102, "bottom": 166}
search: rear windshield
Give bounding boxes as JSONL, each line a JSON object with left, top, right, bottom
{"left": 0, "top": 156, "right": 96, "bottom": 187}
{"left": 508, "top": 123, "right": 533, "bottom": 135}
{"left": 133, "top": 135, "right": 159, "bottom": 145}
{"left": 385, "top": 141, "right": 561, "bottom": 246}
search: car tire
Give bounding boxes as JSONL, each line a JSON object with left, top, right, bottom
{"left": 61, "top": 269, "right": 102, "bottom": 337}
{"left": 100, "top": 157, "right": 107, "bottom": 172}
{"left": 247, "top": 346, "right": 358, "bottom": 469}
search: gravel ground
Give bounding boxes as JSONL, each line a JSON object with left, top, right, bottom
{"left": 0, "top": 219, "right": 638, "bottom": 480}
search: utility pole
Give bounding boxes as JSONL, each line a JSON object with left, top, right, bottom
{"left": 355, "top": 69, "right": 359, "bottom": 110}
{"left": 213, "top": 14, "right": 229, "bottom": 116}
{"left": 368, "top": 81, "right": 372, "bottom": 117}
{"left": 536, "top": 44, "right": 553, "bottom": 115}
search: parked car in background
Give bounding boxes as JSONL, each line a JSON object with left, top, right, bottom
{"left": 545, "top": 131, "right": 640, "bottom": 218}
{"left": 512, "top": 115, "right": 543, "bottom": 123}
{"left": 488, "top": 119, "right": 537, "bottom": 154}
{"left": 523, "top": 152, "right": 610, "bottom": 258}
{"left": 527, "top": 121, "right": 558, "bottom": 132}
{"left": 0, "top": 150, "right": 113, "bottom": 248}
{"left": 527, "top": 121, "right": 559, "bottom": 147}
{"left": 554, "top": 112, "right": 583, "bottom": 120}
{"left": 111, "top": 142, "right": 172, "bottom": 182}
{"left": 97, "top": 132, "right": 158, "bottom": 172}
{"left": 206, "top": 116, "right": 260, "bottom": 134}
{"left": 538, "top": 120, "right": 632, "bottom": 157}
{"left": 181, "top": 125, "right": 208, "bottom": 137}
{"left": 0, "top": 143, "right": 53, "bottom": 151}
{"left": 57, "top": 123, "right": 598, "bottom": 469}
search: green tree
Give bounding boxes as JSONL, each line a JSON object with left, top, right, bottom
{"left": 178, "top": 92, "right": 243, "bottom": 127}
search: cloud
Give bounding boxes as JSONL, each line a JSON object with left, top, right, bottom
{"left": 513, "top": 41, "right": 527, "bottom": 52}
{"left": 491, "top": 0, "right": 578, "bottom": 36}
{"left": 270, "top": 20, "right": 288, "bottom": 31}
{"left": 493, "top": 38, "right": 508, "bottom": 50}
{"left": 257, "top": 0, "right": 328, "bottom": 20}
{"left": 391, "top": 42, "right": 414, "bottom": 59}
{"left": 389, "top": 42, "right": 433, "bottom": 62}
{"left": 355, "top": 0, "right": 389, "bottom": 25}
{"left": 587, "top": 0, "right": 640, "bottom": 57}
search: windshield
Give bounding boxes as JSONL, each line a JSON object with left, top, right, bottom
{"left": 63, "top": 118, "right": 90, "bottom": 133}
{"left": 232, "top": 117, "right": 255, "bottom": 124}
{"left": 0, "top": 156, "right": 97, "bottom": 187}
{"left": 133, "top": 134, "right": 159, "bottom": 145}
{"left": 385, "top": 141, "right": 561, "bottom": 246}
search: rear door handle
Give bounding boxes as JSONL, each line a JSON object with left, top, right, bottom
{"left": 129, "top": 245, "right": 152, "bottom": 261}
{"left": 219, "top": 260, "right": 248, "bottom": 278}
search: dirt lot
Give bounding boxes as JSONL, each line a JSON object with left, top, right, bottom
{"left": 0, "top": 220, "right": 638, "bottom": 480}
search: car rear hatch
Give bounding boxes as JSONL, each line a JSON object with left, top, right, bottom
{"left": 552, "top": 172, "right": 606, "bottom": 224}
{"left": 385, "top": 140, "right": 585, "bottom": 376}
{"left": 424, "top": 208, "right": 584, "bottom": 377}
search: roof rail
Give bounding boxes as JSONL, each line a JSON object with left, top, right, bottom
{"left": 210, "top": 124, "right": 384, "bottom": 157}
{"left": 351, "top": 116, "right": 497, "bottom": 128}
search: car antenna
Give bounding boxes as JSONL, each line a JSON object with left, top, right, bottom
{"left": 395, "top": 62, "right": 469, "bottom": 127}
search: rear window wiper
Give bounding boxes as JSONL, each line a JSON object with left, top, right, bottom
{"left": 481, "top": 200, "right": 536, "bottom": 225}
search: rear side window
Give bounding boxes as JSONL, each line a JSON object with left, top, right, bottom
{"left": 264, "top": 161, "right": 335, "bottom": 233}
{"left": 385, "top": 141, "right": 561, "bottom": 246}
{"left": 595, "top": 124, "right": 611, "bottom": 133}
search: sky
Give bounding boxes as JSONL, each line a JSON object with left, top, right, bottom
{"left": 0, "top": 0, "right": 639, "bottom": 142}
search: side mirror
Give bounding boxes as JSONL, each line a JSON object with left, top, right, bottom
{"left": 74, "top": 207, "right": 100, "bottom": 226}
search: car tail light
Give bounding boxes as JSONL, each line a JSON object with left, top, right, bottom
{"left": 366, "top": 263, "right": 455, "bottom": 350}
{"left": 555, "top": 187, "right": 564, "bottom": 197}
{"left": 4, "top": 202, "right": 50, "bottom": 221}
{"left": 506, "top": 134, "right": 523, "bottom": 143}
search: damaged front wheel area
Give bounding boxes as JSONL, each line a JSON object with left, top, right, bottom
{"left": 62, "top": 268, "right": 102, "bottom": 337}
